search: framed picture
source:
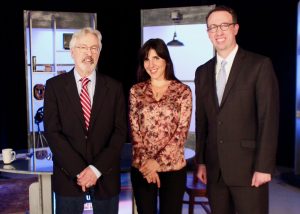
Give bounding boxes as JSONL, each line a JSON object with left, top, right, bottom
{"left": 63, "top": 33, "right": 73, "bottom": 49}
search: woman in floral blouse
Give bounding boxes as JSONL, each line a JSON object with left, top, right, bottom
{"left": 129, "top": 38, "right": 192, "bottom": 214}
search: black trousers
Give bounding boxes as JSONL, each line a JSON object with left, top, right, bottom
{"left": 207, "top": 173, "right": 269, "bottom": 214}
{"left": 131, "top": 166, "right": 186, "bottom": 214}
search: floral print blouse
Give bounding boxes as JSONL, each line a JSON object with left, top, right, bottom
{"left": 129, "top": 80, "right": 192, "bottom": 172}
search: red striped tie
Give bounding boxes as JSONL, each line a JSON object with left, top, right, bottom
{"left": 80, "top": 77, "right": 91, "bottom": 130}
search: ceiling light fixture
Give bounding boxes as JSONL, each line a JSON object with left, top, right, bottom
{"left": 167, "top": 10, "right": 184, "bottom": 47}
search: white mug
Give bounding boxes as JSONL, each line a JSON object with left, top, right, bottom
{"left": 2, "top": 148, "right": 16, "bottom": 164}
{"left": 3, "top": 164, "right": 15, "bottom": 170}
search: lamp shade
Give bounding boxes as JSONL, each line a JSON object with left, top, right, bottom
{"left": 167, "top": 39, "right": 184, "bottom": 46}
{"left": 167, "top": 32, "right": 184, "bottom": 46}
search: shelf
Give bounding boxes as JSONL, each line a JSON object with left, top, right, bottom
{"left": 56, "top": 50, "right": 70, "bottom": 53}
{"left": 33, "top": 71, "right": 54, "bottom": 74}
{"left": 27, "top": 64, "right": 74, "bottom": 66}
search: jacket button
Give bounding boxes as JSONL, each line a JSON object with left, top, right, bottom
{"left": 218, "top": 121, "right": 222, "bottom": 125}
{"left": 219, "top": 140, "right": 223, "bottom": 144}
{"left": 85, "top": 136, "right": 88, "bottom": 139}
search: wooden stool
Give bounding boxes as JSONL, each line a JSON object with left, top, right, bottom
{"left": 183, "top": 172, "right": 210, "bottom": 214}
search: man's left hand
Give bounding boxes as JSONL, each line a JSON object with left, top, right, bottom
{"left": 251, "top": 171, "right": 271, "bottom": 187}
{"left": 77, "top": 167, "right": 98, "bottom": 192}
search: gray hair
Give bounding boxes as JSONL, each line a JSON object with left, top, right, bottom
{"left": 69, "top": 27, "right": 102, "bottom": 51}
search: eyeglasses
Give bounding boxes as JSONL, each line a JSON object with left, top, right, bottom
{"left": 207, "top": 23, "right": 236, "bottom": 33}
{"left": 75, "top": 45, "right": 99, "bottom": 54}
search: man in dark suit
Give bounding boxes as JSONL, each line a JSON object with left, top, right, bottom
{"left": 44, "top": 27, "right": 127, "bottom": 214}
{"left": 195, "top": 6, "right": 279, "bottom": 214}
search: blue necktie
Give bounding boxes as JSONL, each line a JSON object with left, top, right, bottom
{"left": 216, "top": 60, "right": 227, "bottom": 105}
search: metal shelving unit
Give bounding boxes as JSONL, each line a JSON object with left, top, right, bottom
{"left": 23, "top": 10, "right": 97, "bottom": 160}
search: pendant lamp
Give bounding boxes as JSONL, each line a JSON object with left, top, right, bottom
{"left": 167, "top": 32, "right": 184, "bottom": 46}
{"left": 167, "top": 10, "right": 184, "bottom": 47}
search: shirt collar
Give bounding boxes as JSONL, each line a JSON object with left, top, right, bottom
{"left": 217, "top": 44, "right": 239, "bottom": 65}
{"left": 74, "top": 69, "right": 96, "bottom": 83}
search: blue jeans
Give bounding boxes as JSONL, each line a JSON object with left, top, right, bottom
{"left": 55, "top": 194, "right": 119, "bottom": 214}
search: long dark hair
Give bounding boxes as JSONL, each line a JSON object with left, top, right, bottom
{"left": 136, "top": 38, "right": 178, "bottom": 82}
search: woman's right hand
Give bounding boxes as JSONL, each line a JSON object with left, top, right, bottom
{"left": 145, "top": 171, "right": 161, "bottom": 188}
{"left": 140, "top": 159, "right": 161, "bottom": 188}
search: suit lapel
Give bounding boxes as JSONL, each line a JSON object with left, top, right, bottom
{"left": 208, "top": 57, "right": 220, "bottom": 109}
{"left": 220, "top": 48, "right": 245, "bottom": 107}
{"left": 89, "top": 73, "right": 107, "bottom": 130}
{"left": 64, "top": 70, "right": 86, "bottom": 129}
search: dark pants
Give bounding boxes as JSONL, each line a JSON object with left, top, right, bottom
{"left": 131, "top": 166, "right": 186, "bottom": 214}
{"left": 55, "top": 193, "right": 119, "bottom": 214}
{"left": 207, "top": 174, "right": 269, "bottom": 214}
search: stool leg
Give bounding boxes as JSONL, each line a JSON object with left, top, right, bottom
{"left": 201, "top": 202, "right": 211, "bottom": 214}
{"left": 188, "top": 195, "right": 195, "bottom": 214}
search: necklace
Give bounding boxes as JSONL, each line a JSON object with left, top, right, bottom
{"left": 153, "top": 89, "right": 164, "bottom": 100}
{"left": 154, "top": 91, "right": 160, "bottom": 99}
{"left": 151, "top": 81, "right": 170, "bottom": 100}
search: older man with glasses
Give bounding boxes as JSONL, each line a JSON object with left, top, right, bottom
{"left": 44, "top": 27, "right": 127, "bottom": 214}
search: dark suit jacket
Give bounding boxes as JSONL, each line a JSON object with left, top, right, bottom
{"left": 195, "top": 48, "right": 279, "bottom": 186}
{"left": 44, "top": 69, "right": 127, "bottom": 199}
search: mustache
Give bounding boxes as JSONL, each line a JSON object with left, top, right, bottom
{"left": 82, "top": 57, "right": 94, "bottom": 63}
